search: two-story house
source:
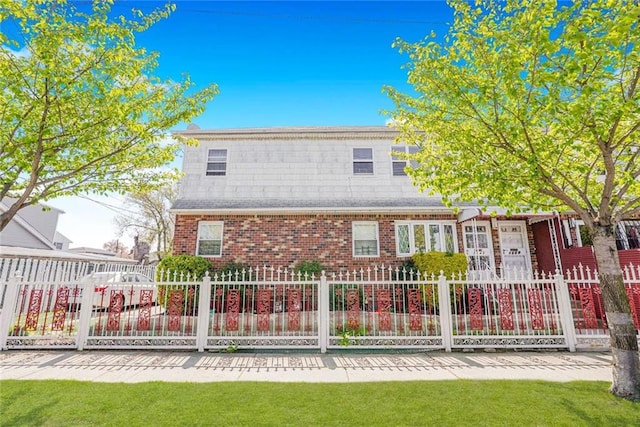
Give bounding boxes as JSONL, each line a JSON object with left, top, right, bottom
{"left": 171, "top": 126, "right": 567, "bottom": 274}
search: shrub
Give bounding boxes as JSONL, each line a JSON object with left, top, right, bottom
{"left": 294, "top": 260, "right": 324, "bottom": 279}
{"left": 156, "top": 255, "right": 213, "bottom": 313}
{"left": 411, "top": 252, "right": 469, "bottom": 311}
{"left": 411, "top": 252, "right": 468, "bottom": 278}
{"left": 156, "top": 255, "right": 212, "bottom": 281}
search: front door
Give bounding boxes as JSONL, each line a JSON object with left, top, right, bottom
{"left": 462, "top": 221, "right": 495, "bottom": 272}
{"left": 498, "top": 221, "right": 532, "bottom": 272}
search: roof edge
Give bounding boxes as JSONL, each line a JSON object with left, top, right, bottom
{"left": 172, "top": 126, "right": 402, "bottom": 141}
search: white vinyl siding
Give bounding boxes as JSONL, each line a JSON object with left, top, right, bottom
{"left": 396, "top": 221, "right": 457, "bottom": 256}
{"left": 353, "top": 221, "right": 379, "bottom": 257}
{"left": 197, "top": 221, "right": 223, "bottom": 256}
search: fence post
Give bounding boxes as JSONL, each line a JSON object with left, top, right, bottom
{"left": 76, "top": 279, "right": 95, "bottom": 351}
{"left": 197, "top": 272, "right": 212, "bottom": 352}
{"left": 318, "top": 271, "right": 328, "bottom": 353}
{"left": 437, "top": 272, "right": 453, "bottom": 352}
{"left": 0, "top": 274, "right": 22, "bottom": 351}
{"left": 555, "top": 271, "right": 577, "bottom": 352}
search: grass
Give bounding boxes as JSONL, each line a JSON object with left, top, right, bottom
{"left": 1, "top": 380, "right": 638, "bottom": 426}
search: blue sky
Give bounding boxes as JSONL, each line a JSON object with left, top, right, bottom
{"left": 126, "top": 0, "right": 453, "bottom": 128}
{"left": 45, "top": 0, "right": 455, "bottom": 249}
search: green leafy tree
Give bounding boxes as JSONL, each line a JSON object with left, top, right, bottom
{"left": 385, "top": 0, "right": 640, "bottom": 400}
{"left": 0, "top": 0, "right": 218, "bottom": 230}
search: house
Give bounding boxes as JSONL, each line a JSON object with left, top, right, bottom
{"left": 171, "top": 125, "right": 587, "bottom": 274}
{"left": 0, "top": 198, "right": 139, "bottom": 267}
{"left": 533, "top": 214, "right": 640, "bottom": 274}
{"left": 0, "top": 197, "right": 72, "bottom": 250}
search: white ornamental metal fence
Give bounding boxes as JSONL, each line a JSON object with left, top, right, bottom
{"left": 1, "top": 265, "right": 639, "bottom": 352}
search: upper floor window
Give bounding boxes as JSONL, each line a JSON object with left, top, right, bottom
{"left": 353, "top": 221, "right": 379, "bottom": 257}
{"left": 206, "top": 149, "right": 227, "bottom": 176}
{"left": 353, "top": 148, "right": 373, "bottom": 175}
{"left": 197, "top": 221, "right": 223, "bottom": 256}
{"left": 391, "top": 145, "right": 419, "bottom": 176}
{"left": 396, "top": 221, "right": 457, "bottom": 256}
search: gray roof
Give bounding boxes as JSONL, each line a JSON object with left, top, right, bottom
{"left": 171, "top": 198, "right": 478, "bottom": 213}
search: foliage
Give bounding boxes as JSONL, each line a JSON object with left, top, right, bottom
{"left": 336, "top": 325, "right": 367, "bottom": 346}
{"left": 385, "top": 0, "right": 640, "bottom": 399}
{"left": 385, "top": 0, "right": 639, "bottom": 226}
{"left": 412, "top": 252, "right": 469, "bottom": 279}
{"left": 115, "top": 182, "right": 178, "bottom": 259}
{"left": 156, "top": 254, "right": 212, "bottom": 311}
{"left": 3, "top": 380, "right": 640, "bottom": 426}
{"left": 294, "top": 260, "right": 325, "bottom": 279}
{"left": 156, "top": 255, "right": 212, "bottom": 281}
{"left": 0, "top": 0, "right": 218, "bottom": 230}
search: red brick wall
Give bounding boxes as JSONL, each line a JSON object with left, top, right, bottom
{"left": 174, "top": 213, "right": 464, "bottom": 272}
{"left": 173, "top": 213, "right": 541, "bottom": 274}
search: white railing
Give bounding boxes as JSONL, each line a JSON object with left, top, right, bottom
{"left": 0, "top": 257, "right": 156, "bottom": 282}
{"left": 1, "top": 265, "right": 639, "bottom": 352}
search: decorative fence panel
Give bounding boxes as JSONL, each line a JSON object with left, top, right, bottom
{"left": 448, "top": 271, "right": 569, "bottom": 349}
{"left": 326, "top": 267, "right": 444, "bottom": 349}
{"left": 205, "top": 268, "right": 320, "bottom": 350}
{"left": 0, "top": 277, "right": 84, "bottom": 349}
{"left": 1, "top": 264, "right": 639, "bottom": 352}
{"left": 566, "top": 264, "right": 640, "bottom": 349}
{"left": 84, "top": 275, "right": 200, "bottom": 350}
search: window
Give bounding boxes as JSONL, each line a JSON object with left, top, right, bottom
{"left": 617, "top": 220, "right": 640, "bottom": 250}
{"left": 206, "top": 149, "right": 227, "bottom": 176}
{"left": 396, "top": 221, "right": 457, "bottom": 256}
{"left": 353, "top": 148, "right": 373, "bottom": 175}
{"left": 391, "top": 145, "right": 419, "bottom": 176}
{"left": 54, "top": 242, "right": 63, "bottom": 250}
{"left": 353, "top": 222, "right": 379, "bottom": 257}
{"left": 197, "top": 222, "right": 223, "bottom": 256}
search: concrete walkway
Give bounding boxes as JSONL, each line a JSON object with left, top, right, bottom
{"left": 0, "top": 350, "right": 613, "bottom": 383}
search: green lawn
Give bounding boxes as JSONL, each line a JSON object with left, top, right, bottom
{"left": 1, "top": 380, "right": 638, "bottom": 426}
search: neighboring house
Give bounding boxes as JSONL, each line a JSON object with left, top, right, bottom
{"left": 533, "top": 215, "right": 640, "bottom": 274}
{"left": 0, "top": 197, "right": 71, "bottom": 250}
{"left": 171, "top": 125, "right": 587, "bottom": 274}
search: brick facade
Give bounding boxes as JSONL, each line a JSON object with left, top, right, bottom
{"left": 173, "top": 212, "right": 539, "bottom": 273}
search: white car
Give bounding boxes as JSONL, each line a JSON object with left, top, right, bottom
{"left": 80, "top": 272, "right": 157, "bottom": 310}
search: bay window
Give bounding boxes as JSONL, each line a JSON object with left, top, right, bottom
{"left": 396, "top": 221, "right": 457, "bottom": 256}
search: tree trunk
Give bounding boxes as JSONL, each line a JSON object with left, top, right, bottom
{"left": 592, "top": 224, "right": 640, "bottom": 401}
{"left": 0, "top": 202, "right": 25, "bottom": 231}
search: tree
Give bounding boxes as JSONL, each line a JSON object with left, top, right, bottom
{"left": 114, "top": 182, "right": 177, "bottom": 259}
{"left": 0, "top": 0, "right": 218, "bottom": 230}
{"left": 384, "top": 0, "right": 640, "bottom": 400}
{"left": 103, "top": 239, "right": 131, "bottom": 259}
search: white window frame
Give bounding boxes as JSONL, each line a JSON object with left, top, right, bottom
{"left": 390, "top": 145, "right": 419, "bottom": 177}
{"left": 395, "top": 221, "right": 458, "bottom": 257}
{"left": 206, "top": 149, "right": 227, "bottom": 176}
{"left": 353, "top": 148, "right": 374, "bottom": 175}
{"left": 196, "top": 221, "right": 224, "bottom": 257}
{"left": 352, "top": 221, "right": 380, "bottom": 257}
